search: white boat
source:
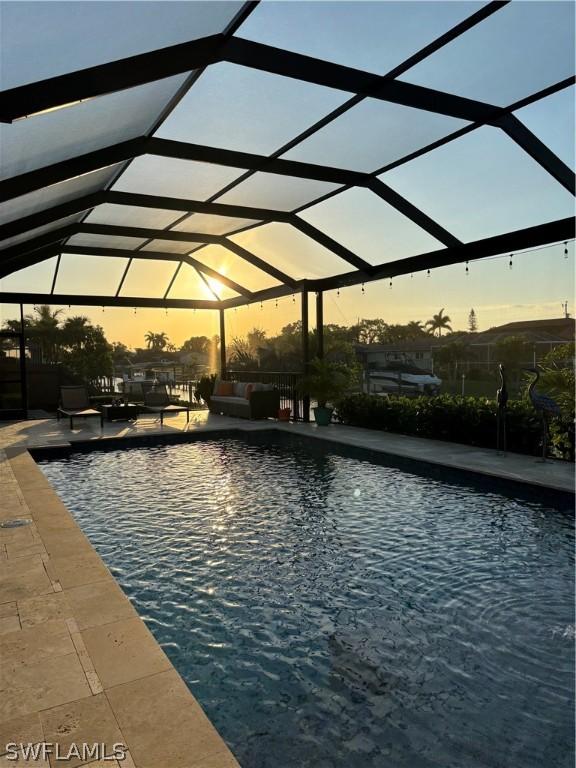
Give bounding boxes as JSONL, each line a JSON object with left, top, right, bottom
{"left": 365, "top": 365, "right": 442, "bottom": 395}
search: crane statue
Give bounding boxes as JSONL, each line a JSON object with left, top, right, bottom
{"left": 524, "top": 367, "right": 561, "bottom": 462}
{"left": 496, "top": 364, "right": 508, "bottom": 454}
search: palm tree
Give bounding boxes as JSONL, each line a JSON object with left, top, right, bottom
{"left": 426, "top": 309, "right": 452, "bottom": 338}
{"left": 406, "top": 320, "right": 427, "bottom": 339}
{"left": 144, "top": 331, "right": 156, "bottom": 350}
{"left": 155, "top": 332, "right": 169, "bottom": 351}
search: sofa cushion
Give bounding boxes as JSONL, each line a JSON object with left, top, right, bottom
{"left": 211, "top": 396, "right": 249, "bottom": 404}
{"left": 233, "top": 381, "right": 246, "bottom": 397}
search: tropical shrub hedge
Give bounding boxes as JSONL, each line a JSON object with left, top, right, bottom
{"left": 336, "top": 393, "right": 574, "bottom": 460}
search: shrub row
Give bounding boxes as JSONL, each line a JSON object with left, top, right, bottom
{"left": 336, "top": 393, "right": 574, "bottom": 460}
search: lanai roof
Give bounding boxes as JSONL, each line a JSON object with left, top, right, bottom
{"left": 0, "top": 0, "right": 574, "bottom": 310}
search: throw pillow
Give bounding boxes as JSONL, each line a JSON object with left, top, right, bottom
{"left": 216, "top": 381, "right": 234, "bottom": 396}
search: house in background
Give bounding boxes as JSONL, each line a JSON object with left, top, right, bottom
{"left": 355, "top": 317, "right": 575, "bottom": 375}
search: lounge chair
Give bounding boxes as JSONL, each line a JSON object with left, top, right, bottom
{"left": 141, "top": 385, "right": 189, "bottom": 425}
{"left": 57, "top": 386, "right": 103, "bottom": 430}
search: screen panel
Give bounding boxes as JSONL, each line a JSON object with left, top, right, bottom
{"left": 140, "top": 240, "right": 198, "bottom": 255}
{"left": 119, "top": 260, "right": 178, "bottom": 298}
{"left": 67, "top": 233, "right": 147, "bottom": 251}
{"left": 85, "top": 203, "right": 185, "bottom": 230}
{"left": 112, "top": 155, "right": 243, "bottom": 201}
{"left": 156, "top": 62, "right": 349, "bottom": 155}
{"left": 2, "top": 1, "right": 244, "bottom": 88}
{"left": 0, "top": 215, "right": 82, "bottom": 251}
{"left": 284, "top": 98, "right": 469, "bottom": 172}
{"left": 172, "top": 213, "right": 261, "bottom": 236}
{"left": 192, "top": 244, "right": 280, "bottom": 292}
{"left": 400, "top": 1, "right": 575, "bottom": 106}
{"left": 55, "top": 254, "right": 129, "bottom": 296}
{"left": 381, "top": 126, "right": 575, "bottom": 242}
{"left": 229, "top": 223, "right": 352, "bottom": 279}
{"left": 218, "top": 173, "right": 341, "bottom": 212}
{"left": 298, "top": 187, "right": 444, "bottom": 266}
{"left": 166, "top": 263, "right": 212, "bottom": 301}
{"left": 0, "top": 165, "right": 122, "bottom": 227}
{"left": 237, "top": 1, "right": 484, "bottom": 75}
{"left": 0, "top": 75, "right": 188, "bottom": 180}
{"left": 0, "top": 256, "right": 59, "bottom": 292}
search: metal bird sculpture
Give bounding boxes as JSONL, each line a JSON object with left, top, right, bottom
{"left": 496, "top": 364, "right": 508, "bottom": 454}
{"left": 524, "top": 367, "right": 561, "bottom": 461}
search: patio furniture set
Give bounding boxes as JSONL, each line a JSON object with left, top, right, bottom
{"left": 56, "top": 385, "right": 190, "bottom": 430}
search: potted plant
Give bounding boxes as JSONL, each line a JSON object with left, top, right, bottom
{"left": 298, "top": 358, "right": 354, "bottom": 426}
{"left": 194, "top": 374, "right": 216, "bottom": 407}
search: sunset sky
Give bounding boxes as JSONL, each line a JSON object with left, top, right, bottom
{"left": 0, "top": 1, "right": 574, "bottom": 349}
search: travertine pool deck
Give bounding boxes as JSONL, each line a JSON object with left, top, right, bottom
{"left": 0, "top": 411, "right": 573, "bottom": 767}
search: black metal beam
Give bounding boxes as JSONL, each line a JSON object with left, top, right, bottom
{"left": 0, "top": 292, "right": 221, "bottom": 310}
{"left": 219, "top": 308, "right": 227, "bottom": 378}
{"left": 301, "top": 289, "right": 310, "bottom": 422}
{"left": 367, "top": 179, "right": 462, "bottom": 247}
{"left": 80, "top": 222, "right": 221, "bottom": 244}
{"left": 0, "top": 193, "right": 105, "bottom": 243}
{"left": 221, "top": 281, "right": 304, "bottom": 309}
{"left": 222, "top": 38, "right": 500, "bottom": 123}
{"left": 291, "top": 218, "right": 372, "bottom": 272}
{"left": 309, "top": 216, "right": 576, "bottom": 291}
{"left": 62, "top": 245, "right": 252, "bottom": 297}
{"left": 0, "top": 225, "right": 78, "bottom": 266}
{"left": 0, "top": 35, "right": 225, "bottom": 123}
{"left": 77, "top": 223, "right": 297, "bottom": 287}
{"left": 0, "top": 34, "right": 505, "bottom": 127}
{"left": 316, "top": 291, "right": 324, "bottom": 360}
{"left": 106, "top": 190, "right": 292, "bottom": 222}
{"left": 147, "top": 137, "right": 366, "bottom": 186}
{"left": 0, "top": 138, "right": 146, "bottom": 203}
{"left": 495, "top": 114, "right": 575, "bottom": 195}
{"left": 220, "top": 237, "right": 297, "bottom": 287}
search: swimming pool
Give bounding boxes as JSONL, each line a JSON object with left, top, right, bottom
{"left": 36, "top": 433, "right": 574, "bottom": 768}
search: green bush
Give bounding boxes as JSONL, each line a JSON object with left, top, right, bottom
{"left": 336, "top": 393, "right": 573, "bottom": 460}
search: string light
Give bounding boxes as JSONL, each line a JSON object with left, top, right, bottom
{"left": 427, "top": 269, "right": 431, "bottom": 278}
{"left": 361, "top": 283, "right": 365, "bottom": 294}
{"left": 389, "top": 279, "right": 393, "bottom": 289}
{"left": 337, "top": 288, "right": 340, "bottom": 297}
{"left": 133, "top": 307, "right": 137, "bottom": 315}
{"left": 564, "top": 241, "right": 569, "bottom": 259}
{"left": 292, "top": 294, "right": 295, "bottom": 303}
{"left": 410, "top": 273, "right": 413, "bottom": 279}
{"left": 509, "top": 253, "right": 513, "bottom": 269}
{"left": 260, "top": 301, "right": 263, "bottom": 310}
{"left": 275, "top": 299, "right": 278, "bottom": 308}
{"left": 465, "top": 261, "right": 469, "bottom": 275}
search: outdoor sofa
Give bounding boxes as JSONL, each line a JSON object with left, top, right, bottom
{"left": 209, "top": 380, "right": 280, "bottom": 419}
{"left": 57, "top": 385, "right": 103, "bottom": 430}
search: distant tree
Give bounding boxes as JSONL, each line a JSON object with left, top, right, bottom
{"left": 180, "top": 336, "right": 210, "bottom": 355}
{"left": 354, "top": 318, "right": 388, "bottom": 344}
{"left": 144, "top": 331, "right": 155, "bottom": 350}
{"left": 468, "top": 308, "right": 478, "bottom": 332}
{"left": 144, "top": 331, "right": 169, "bottom": 351}
{"left": 405, "top": 320, "right": 428, "bottom": 339}
{"left": 426, "top": 308, "right": 452, "bottom": 338}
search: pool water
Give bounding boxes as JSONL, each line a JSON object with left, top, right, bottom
{"left": 37, "top": 434, "right": 575, "bottom": 768}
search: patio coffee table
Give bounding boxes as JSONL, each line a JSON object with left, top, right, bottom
{"left": 100, "top": 403, "right": 140, "bottom": 421}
